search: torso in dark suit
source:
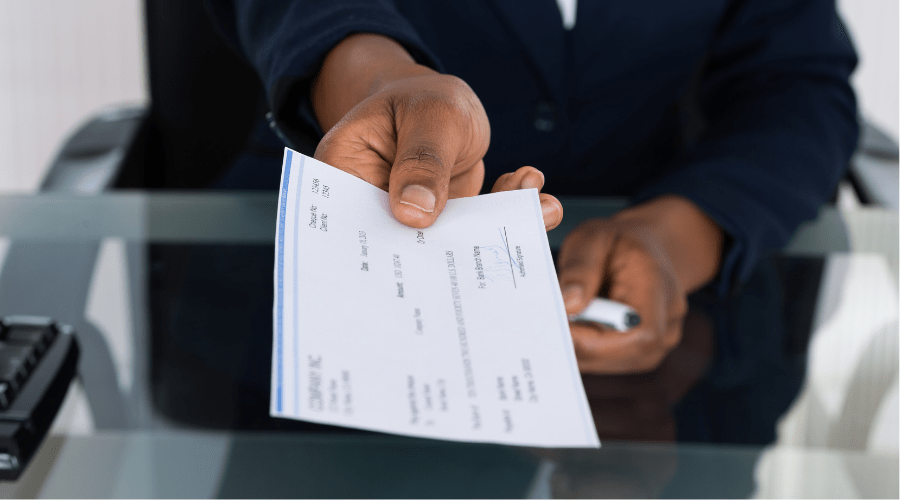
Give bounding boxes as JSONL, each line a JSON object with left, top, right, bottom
{"left": 208, "top": 0, "right": 857, "bottom": 290}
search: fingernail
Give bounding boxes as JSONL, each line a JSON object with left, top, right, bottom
{"left": 562, "top": 285, "right": 584, "bottom": 310}
{"left": 399, "top": 185, "right": 436, "bottom": 213}
{"left": 542, "top": 201, "right": 559, "bottom": 228}
{"left": 522, "top": 171, "right": 544, "bottom": 190}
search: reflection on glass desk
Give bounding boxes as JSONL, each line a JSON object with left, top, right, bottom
{"left": 5, "top": 432, "right": 897, "bottom": 499}
{"left": 0, "top": 194, "right": 896, "bottom": 498}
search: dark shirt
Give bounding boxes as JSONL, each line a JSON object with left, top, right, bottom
{"left": 206, "top": 0, "right": 858, "bottom": 292}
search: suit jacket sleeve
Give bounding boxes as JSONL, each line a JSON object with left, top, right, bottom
{"left": 205, "top": 0, "right": 442, "bottom": 140}
{"left": 632, "top": 0, "right": 858, "bottom": 295}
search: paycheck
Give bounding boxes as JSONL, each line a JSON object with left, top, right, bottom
{"left": 272, "top": 148, "right": 599, "bottom": 448}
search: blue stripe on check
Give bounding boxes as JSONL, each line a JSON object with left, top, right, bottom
{"left": 275, "top": 149, "right": 294, "bottom": 413}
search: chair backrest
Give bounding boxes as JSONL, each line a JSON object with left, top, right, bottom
{"left": 137, "top": 0, "right": 265, "bottom": 189}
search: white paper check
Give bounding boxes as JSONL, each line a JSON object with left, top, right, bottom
{"left": 271, "top": 148, "right": 599, "bottom": 448}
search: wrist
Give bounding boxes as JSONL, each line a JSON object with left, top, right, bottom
{"left": 612, "top": 195, "right": 724, "bottom": 293}
{"left": 311, "top": 33, "right": 436, "bottom": 132}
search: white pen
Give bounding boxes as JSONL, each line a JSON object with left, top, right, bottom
{"left": 569, "top": 297, "right": 641, "bottom": 332}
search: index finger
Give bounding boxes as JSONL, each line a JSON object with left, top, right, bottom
{"left": 571, "top": 245, "right": 675, "bottom": 373}
{"left": 557, "top": 221, "right": 617, "bottom": 315}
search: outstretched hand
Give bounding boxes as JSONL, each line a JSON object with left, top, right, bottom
{"left": 312, "top": 33, "right": 560, "bottom": 231}
{"left": 315, "top": 71, "right": 489, "bottom": 228}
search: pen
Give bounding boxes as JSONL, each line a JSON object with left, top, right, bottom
{"left": 569, "top": 298, "right": 641, "bottom": 332}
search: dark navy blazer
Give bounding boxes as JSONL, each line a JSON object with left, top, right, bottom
{"left": 207, "top": 0, "right": 858, "bottom": 292}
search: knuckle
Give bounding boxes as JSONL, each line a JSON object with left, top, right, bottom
{"left": 495, "top": 172, "right": 513, "bottom": 185}
{"left": 557, "top": 256, "right": 598, "bottom": 280}
{"left": 403, "top": 78, "right": 472, "bottom": 118}
{"left": 398, "top": 145, "right": 444, "bottom": 168}
{"left": 571, "top": 218, "right": 608, "bottom": 236}
{"left": 434, "top": 75, "right": 490, "bottom": 145}
{"left": 436, "top": 75, "right": 480, "bottom": 110}
{"left": 559, "top": 224, "right": 596, "bottom": 251}
{"left": 393, "top": 158, "right": 447, "bottom": 184}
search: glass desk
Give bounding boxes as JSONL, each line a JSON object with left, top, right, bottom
{"left": 7, "top": 432, "right": 898, "bottom": 499}
{"left": 0, "top": 193, "right": 896, "bottom": 498}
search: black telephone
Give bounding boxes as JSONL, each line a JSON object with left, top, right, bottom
{"left": 0, "top": 317, "right": 79, "bottom": 481}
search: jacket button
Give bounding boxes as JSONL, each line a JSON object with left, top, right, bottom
{"left": 533, "top": 101, "right": 558, "bottom": 132}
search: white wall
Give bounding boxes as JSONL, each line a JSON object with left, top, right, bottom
{"left": 0, "top": 0, "right": 146, "bottom": 192}
{"left": 838, "top": 0, "right": 900, "bottom": 142}
{"left": 0, "top": 1, "right": 896, "bottom": 192}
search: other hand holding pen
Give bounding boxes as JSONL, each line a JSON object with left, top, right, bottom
{"left": 558, "top": 195, "right": 724, "bottom": 373}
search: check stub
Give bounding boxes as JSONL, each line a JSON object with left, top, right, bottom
{"left": 272, "top": 148, "right": 599, "bottom": 448}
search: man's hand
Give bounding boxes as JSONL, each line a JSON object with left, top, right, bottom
{"left": 312, "top": 34, "right": 498, "bottom": 228}
{"left": 312, "top": 34, "right": 561, "bottom": 229}
{"left": 558, "top": 196, "right": 724, "bottom": 373}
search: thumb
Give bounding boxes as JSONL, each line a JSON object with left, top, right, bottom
{"left": 389, "top": 141, "right": 452, "bottom": 228}
{"left": 388, "top": 94, "right": 485, "bottom": 227}
{"left": 383, "top": 76, "right": 489, "bottom": 228}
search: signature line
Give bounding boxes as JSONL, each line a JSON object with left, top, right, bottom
{"left": 503, "top": 226, "right": 517, "bottom": 289}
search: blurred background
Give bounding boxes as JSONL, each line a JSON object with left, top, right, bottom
{"left": 0, "top": 1, "right": 896, "bottom": 497}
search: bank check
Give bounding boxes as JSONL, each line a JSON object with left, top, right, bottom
{"left": 272, "top": 148, "right": 599, "bottom": 448}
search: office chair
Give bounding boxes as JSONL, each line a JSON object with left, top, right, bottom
{"left": 0, "top": 0, "right": 283, "bottom": 430}
{"left": 848, "top": 121, "right": 900, "bottom": 208}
